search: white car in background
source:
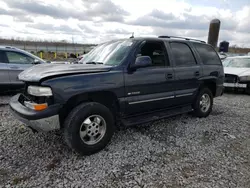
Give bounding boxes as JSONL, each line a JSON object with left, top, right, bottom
{"left": 223, "top": 56, "right": 250, "bottom": 94}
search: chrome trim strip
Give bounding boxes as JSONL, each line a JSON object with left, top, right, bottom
{"left": 129, "top": 96, "right": 174, "bottom": 105}
{"left": 176, "top": 93, "right": 193, "bottom": 98}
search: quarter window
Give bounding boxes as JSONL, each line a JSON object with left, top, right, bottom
{"left": 6, "top": 51, "right": 34, "bottom": 64}
{"left": 170, "top": 42, "right": 196, "bottom": 66}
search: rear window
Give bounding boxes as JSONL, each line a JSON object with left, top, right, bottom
{"left": 194, "top": 43, "right": 221, "bottom": 65}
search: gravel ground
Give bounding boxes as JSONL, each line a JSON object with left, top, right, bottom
{"left": 0, "top": 93, "right": 250, "bottom": 188}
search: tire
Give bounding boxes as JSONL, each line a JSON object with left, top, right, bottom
{"left": 63, "top": 102, "right": 115, "bottom": 155}
{"left": 192, "top": 87, "right": 213, "bottom": 118}
{"left": 246, "top": 84, "right": 250, "bottom": 95}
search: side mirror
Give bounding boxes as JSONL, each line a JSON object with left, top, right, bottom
{"left": 130, "top": 56, "right": 152, "bottom": 70}
{"left": 33, "top": 59, "right": 41, "bottom": 65}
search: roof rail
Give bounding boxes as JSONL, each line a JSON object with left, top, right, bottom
{"left": 5, "top": 46, "right": 16, "bottom": 49}
{"left": 158, "top": 36, "right": 206, "bottom": 43}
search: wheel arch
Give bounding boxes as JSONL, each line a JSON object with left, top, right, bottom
{"left": 59, "top": 91, "right": 120, "bottom": 127}
{"left": 199, "top": 78, "right": 217, "bottom": 97}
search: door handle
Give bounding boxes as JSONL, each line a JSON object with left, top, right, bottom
{"left": 166, "top": 73, "right": 173, "bottom": 79}
{"left": 10, "top": 66, "right": 19, "bottom": 69}
{"left": 194, "top": 71, "right": 200, "bottom": 76}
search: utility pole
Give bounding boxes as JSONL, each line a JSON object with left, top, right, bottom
{"left": 130, "top": 32, "right": 134, "bottom": 38}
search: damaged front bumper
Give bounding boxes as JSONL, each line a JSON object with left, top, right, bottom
{"left": 9, "top": 94, "right": 62, "bottom": 132}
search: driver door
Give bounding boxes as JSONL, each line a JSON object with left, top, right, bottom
{"left": 124, "top": 40, "right": 175, "bottom": 115}
{"left": 5, "top": 51, "right": 35, "bottom": 85}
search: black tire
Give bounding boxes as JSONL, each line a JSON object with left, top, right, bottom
{"left": 63, "top": 102, "right": 115, "bottom": 155}
{"left": 246, "top": 84, "right": 250, "bottom": 95}
{"left": 192, "top": 87, "right": 213, "bottom": 118}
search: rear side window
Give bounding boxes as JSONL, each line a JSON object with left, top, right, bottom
{"left": 170, "top": 42, "right": 196, "bottom": 66}
{"left": 194, "top": 43, "right": 221, "bottom": 65}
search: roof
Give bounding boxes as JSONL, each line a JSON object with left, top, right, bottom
{"left": 0, "top": 46, "right": 17, "bottom": 49}
{"left": 130, "top": 36, "right": 206, "bottom": 44}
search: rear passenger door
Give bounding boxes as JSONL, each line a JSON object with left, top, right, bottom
{"left": 168, "top": 42, "right": 202, "bottom": 105}
{"left": 0, "top": 51, "right": 11, "bottom": 85}
{"left": 192, "top": 43, "right": 224, "bottom": 87}
{"left": 5, "top": 51, "right": 34, "bottom": 85}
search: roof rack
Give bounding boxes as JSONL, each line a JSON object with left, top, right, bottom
{"left": 158, "top": 36, "right": 206, "bottom": 43}
{"left": 5, "top": 46, "right": 16, "bottom": 49}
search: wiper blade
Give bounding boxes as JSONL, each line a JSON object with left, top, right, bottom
{"left": 85, "top": 61, "right": 103, "bottom": 65}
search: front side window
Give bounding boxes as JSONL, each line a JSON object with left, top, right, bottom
{"left": 136, "top": 41, "right": 169, "bottom": 66}
{"left": 80, "top": 40, "right": 134, "bottom": 66}
{"left": 194, "top": 43, "right": 221, "bottom": 65}
{"left": 6, "top": 51, "right": 34, "bottom": 64}
{"left": 170, "top": 42, "right": 196, "bottom": 66}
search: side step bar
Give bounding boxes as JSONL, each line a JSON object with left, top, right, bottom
{"left": 121, "top": 105, "right": 193, "bottom": 127}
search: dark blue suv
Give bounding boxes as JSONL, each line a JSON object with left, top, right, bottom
{"left": 10, "top": 36, "right": 224, "bottom": 155}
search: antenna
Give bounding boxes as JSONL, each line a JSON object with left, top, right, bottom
{"left": 129, "top": 32, "right": 134, "bottom": 38}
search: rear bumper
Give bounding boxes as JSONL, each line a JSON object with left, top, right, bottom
{"left": 223, "top": 82, "right": 248, "bottom": 89}
{"left": 215, "top": 84, "right": 224, "bottom": 97}
{"left": 10, "top": 94, "right": 62, "bottom": 132}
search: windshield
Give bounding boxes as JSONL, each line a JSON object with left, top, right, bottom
{"left": 80, "top": 40, "right": 134, "bottom": 66}
{"left": 223, "top": 58, "right": 250, "bottom": 68}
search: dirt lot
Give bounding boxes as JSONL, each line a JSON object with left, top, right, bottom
{"left": 0, "top": 93, "right": 250, "bottom": 188}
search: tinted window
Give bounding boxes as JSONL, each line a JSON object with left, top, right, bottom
{"left": 194, "top": 43, "right": 221, "bottom": 65}
{"left": 6, "top": 51, "right": 34, "bottom": 64}
{"left": 136, "top": 41, "right": 169, "bottom": 66}
{"left": 170, "top": 42, "right": 196, "bottom": 66}
{"left": 0, "top": 51, "right": 7, "bottom": 63}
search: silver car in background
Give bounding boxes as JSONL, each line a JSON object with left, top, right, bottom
{"left": 0, "top": 46, "right": 47, "bottom": 86}
{"left": 223, "top": 56, "right": 250, "bottom": 94}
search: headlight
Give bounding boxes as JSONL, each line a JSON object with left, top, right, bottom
{"left": 27, "top": 86, "right": 53, "bottom": 96}
{"left": 239, "top": 76, "right": 250, "bottom": 82}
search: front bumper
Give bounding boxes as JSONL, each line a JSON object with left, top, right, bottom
{"left": 10, "top": 94, "right": 62, "bottom": 132}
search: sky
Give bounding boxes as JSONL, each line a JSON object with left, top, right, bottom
{"left": 0, "top": 0, "right": 249, "bottom": 46}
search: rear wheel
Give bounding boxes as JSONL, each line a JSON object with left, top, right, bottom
{"left": 246, "top": 84, "right": 250, "bottom": 95}
{"left": 192, "top": 87, "right": 213, "bottom": 118}
{"left": 63, "top": 102, "right": 115, "bottom": 155}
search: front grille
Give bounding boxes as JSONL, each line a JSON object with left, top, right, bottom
{"left": 224, "top": 74, "right": 238, "bottom": 83}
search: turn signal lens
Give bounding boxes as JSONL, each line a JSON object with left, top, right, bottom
{"left": 24, "top": 101, "right": 48, "bottom": 111}
{"left": 34, "top": 103, "right": 48, "bottom": 111}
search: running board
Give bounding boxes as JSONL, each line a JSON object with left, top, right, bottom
{"left": 121, "top": 105, "right": 193, "bottom": 126}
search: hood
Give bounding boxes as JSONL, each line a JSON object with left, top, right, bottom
{"left": 18, "top": 63, "right": 112, "bottom": 82}
{"left": 224, "top": 67, "right": 250, "bottom": 77}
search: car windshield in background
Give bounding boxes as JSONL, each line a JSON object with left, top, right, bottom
{"left": 223, "top": 58, "right": 250, "bottom": 68}
{"left": 80, "top": 40, "right": 134, "bottom": 66}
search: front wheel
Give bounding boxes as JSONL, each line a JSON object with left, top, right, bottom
{"left": 63, "top": 102, "right": 115, "bottom": 155}
{"left": 192, "top": 88, "right": 213, "bottom": 118}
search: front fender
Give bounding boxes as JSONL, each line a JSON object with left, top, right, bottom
{"left": 41, "top": 70, "right": 125, "bottom": 104}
